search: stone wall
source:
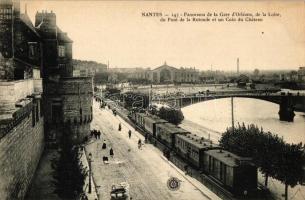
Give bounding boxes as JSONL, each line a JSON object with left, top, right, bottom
{"left": 44, "top": 77, "right": 93, "bottom": 144}
{"left": 0, "top": 79, "right": 34, "bottom": 104}
{"left": 0, "top": 100, "right": 44, "bottom": 200}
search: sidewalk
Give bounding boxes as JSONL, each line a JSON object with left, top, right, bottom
{"left": 81, "top": 148, "right": 99, "bottom": 200}
{"left": 89, "top": 100, "right": 222, "bottom": 200}
{"left": 25, "top": 150, "right": 61, "bottom": 200}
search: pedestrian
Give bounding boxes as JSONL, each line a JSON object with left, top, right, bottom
{"left": 98, "top": 131, "right": 101, "bottom": 139}
{"left": 184, "top": 165, "right": 188, "bottom": 175}
{"left": 144, "top": 134, "right": 148, "bottom": 143}
{"left": 94, "top": 131, "right": 98, "bottom": 139}
{"left": 102, "top": 141, "right": 107, "bottom": 149}
{"left": 118, "top": 123, "right": 122, "bottom": 131}
{"left": 128, "top": 130, "right": 131, "bottom": 139}
{"left": 138, "top": 139, "right": 142, "bottom": 149}
{"left": 110, "top": 148, "right": 114, "bottom": 157}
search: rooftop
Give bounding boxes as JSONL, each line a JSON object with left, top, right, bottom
{"left": 57, "top": 27, "right": 73, "bottom": 43}
{"left": 144, "top": 114, "right": 167, "bottom": 123}
{"left": 20, "top": 13, "right": 40, "bottom": 37}
{"left": 157, "top": 123, "right": 189, "bottom": 134}
{"left": 205, "top": 149, "right": 252, "bottom": 167}
{"left": 176, "top": 133, "right": 220, "bottom": 150}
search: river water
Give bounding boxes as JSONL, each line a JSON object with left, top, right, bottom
{"left": 181, "top": 98, "right": 305, "bottom": 144}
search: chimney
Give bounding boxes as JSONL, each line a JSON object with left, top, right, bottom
{"left": 237, "top": 58, "right": 239, "bottom": 75}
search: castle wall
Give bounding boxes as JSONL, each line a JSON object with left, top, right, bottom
{"left": 44, "top": 77, "right": 93, "bottom": 144}
{"left": 0, "top": 99, "right": 44, "bottom": 200}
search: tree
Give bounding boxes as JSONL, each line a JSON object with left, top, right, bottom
{"left": 255, "top": 131, "right": 285, "bottom": 187}
{"left": 157, "top": 107, "right": 184, "bottom": 125}
{"left": 127, "top": 78, "right": 151, "bottom": 85}
{"left": 219, "top": 123, "right": 305, "bottom": 191}
{"left": 273, "top": 143, "right": 305, "bottom": 200}
{"left": 253, "top": 69, "right": 260, "bottom": 77}
{"left": 94, "top": 72, "right": 109, "bottom": 84}
{"left": 51, "top": 130, "right": 88, "bottom": 199}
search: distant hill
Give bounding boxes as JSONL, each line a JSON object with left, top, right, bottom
{"left": 73, "top": 59, "right": 108, "bottom": 73}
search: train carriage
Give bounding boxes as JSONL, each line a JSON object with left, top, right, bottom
{"left": 175, "top": 134, "right": 220, "bottom": 170}
{"left": 128, "top": 111, "right": 137, "bottom": 122}
{"left": 135, "top": 113, "right": 146, "bottom": 128}
{"left": 203, "top": 149, "right": 257, "bottom": 196}
{"left": 155, "top": 123, "right": 190, "bottom": 148}
{"left": 143, "top": 115, "right": 167, "bottom": 136}
{"left": 129, "top": 111, "right": 259, "bottom": 197}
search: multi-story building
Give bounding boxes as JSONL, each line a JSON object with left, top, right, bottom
{"left": 73, "top": 59, "right": 108, "bottom": 77}
{"left": 0, "top": 0, "right": 92, "bottom": 198}
{"left": 298, "top": 67, "right": 305, "bottom": 82}
{"left": 129, "top": 62, "right": 200, "bottom": 84}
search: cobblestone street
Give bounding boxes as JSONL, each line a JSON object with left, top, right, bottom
{"left": 85, "top": 101, "right": 220, "bottom": 200}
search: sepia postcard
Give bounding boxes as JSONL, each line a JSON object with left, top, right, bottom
{"left": 0, "top": 0, "right": 304, "bottom": 200}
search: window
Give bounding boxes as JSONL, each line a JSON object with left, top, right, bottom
{"left": 226, "top": 166, "right": 234, "bottom": 187}
{"left": 28, "top": 42, "right": 37, "bottom": 59}
{"left": 58, "top": 64, "right": 65, "bottom": 69}
{"left": 16, "top": 32, "right": 23, "bottom": 43}
{"left": 0, "top": 8, "right": 11, "bottom": 20}
{"left": 58, "top": 45, "right": 65, "bottom": 57}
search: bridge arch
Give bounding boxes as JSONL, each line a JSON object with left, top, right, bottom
{"left": 152, "top": 94, "right": 298, "bottom": 122}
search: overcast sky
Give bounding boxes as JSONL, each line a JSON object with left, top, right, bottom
{"left": 22, "top": 0, "right": 305, "bottom": 71}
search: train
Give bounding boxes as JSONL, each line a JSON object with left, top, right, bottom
{"left": 128, "top": 111, "right": 258, "bottom": 197}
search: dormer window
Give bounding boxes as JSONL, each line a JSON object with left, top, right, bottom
{"left": 28, "top": 42, "right": 37, "bottom": 59}
{"left": 58, "top": 45, "right": 65, "bottom": 57}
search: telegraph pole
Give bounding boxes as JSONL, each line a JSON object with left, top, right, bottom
{"left": 88, "top": 153, "right": 92, "bottom": 193}
{"left": 231, "top": 97, "right": 234, "bottom": 133}
{"left": 237, "top": 58, "right": 239, "bottom": 75}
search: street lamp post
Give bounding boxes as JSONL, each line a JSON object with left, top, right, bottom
{"left": 88, "top": 153, "right": 92, "bottom": 194}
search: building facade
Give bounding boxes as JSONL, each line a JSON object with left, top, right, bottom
{"left": 129, "top": 62, "right": 199, "bottom": 84}
{"left": 35, "top": 10, "right": 93, "bottom": 145}
{"left": 73, "top": 59, "right": 108, "bottom": 77}
{"left": 298, "top": 67, "right": 305, "bottom": 82}
{"left": 0, "top": 0, "right": 92, "bottom": 199}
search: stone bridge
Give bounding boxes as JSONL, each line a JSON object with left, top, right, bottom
{"left": 152, "top": 92, "right": 305, "bottom": 122}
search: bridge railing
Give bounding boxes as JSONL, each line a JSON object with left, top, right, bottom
{"left": 151, "top": 91, "right": 305, "bottom": 101}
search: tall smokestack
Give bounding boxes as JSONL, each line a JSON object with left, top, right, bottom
{"left": 237, "top": 58, "right": 239, "bottom": 75}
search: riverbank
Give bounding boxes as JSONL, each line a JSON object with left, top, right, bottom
{"left": 179, "top": 108, "right": 305, "bottom": 200}
{"left": 181, "top": 98, "right": 305, "bottom": 144}
{"left": 102, "top": 97, "right": 305, "bottom": 200}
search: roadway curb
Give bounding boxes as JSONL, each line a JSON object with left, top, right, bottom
{"left": 82, "top": 148, "right": 99, "bottom": 200}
